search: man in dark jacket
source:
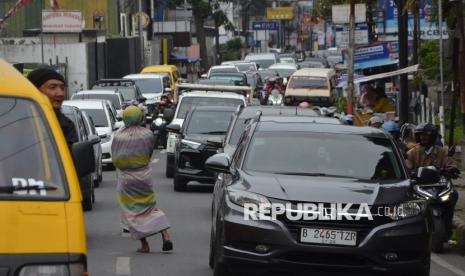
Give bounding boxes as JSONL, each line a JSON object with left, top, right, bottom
{"left": 27, "top": 67, "right": 78, "bottom": 146}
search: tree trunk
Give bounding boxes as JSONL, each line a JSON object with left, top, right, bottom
{"left": 193, "top": 9, "right": 209, "bottom": 72}
{"left": 457, "top": 1, "right": 465, "bottom": 133}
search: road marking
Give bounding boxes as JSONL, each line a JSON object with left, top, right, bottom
{"left": 116, "top": 257, "right": 130, "bottom": 275}
{"left": 160, "top": 149, "right": 167, "bottom": 154}
{"left": 432, "top": 253, "right": 465, "bottom": 276}
{"left": 151, "top": 158, "right": 159, "bottom": 164}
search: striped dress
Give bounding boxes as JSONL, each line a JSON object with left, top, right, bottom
{"left": 111, "top": 126, "right": 171, "bottom": 240}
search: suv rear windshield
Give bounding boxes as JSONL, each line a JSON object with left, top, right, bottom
{"left": 177, "top": 97, "right": 243, "bottom": 119}
{"left": 187, "top": 111, "right": 233, "bottom": 134}
{"left": 80, "top": 109, "right": 109, "bottom": 128}
{"left": 244, "top": 132, "right": 404, "bottom": 181}
{"left": 72, "top": 93, "right": 121, "bottom": 109}
{"left": 0, "top": 97, "right": 67, "bottom": 199}
{"left": 132, "top": 78, "right": 163, "bottom": 94}
{"left": 289, "top": 76, "right": 328, "bottom": 89}
{"left": 94, "top": 86, "right": 135, "bottom": 101}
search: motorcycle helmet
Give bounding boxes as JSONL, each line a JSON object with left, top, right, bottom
{"left": 368, "top": 116, "right": 384, "bottom": 128}
{"left": 414, "top": 123, "right": 438, "bottom": 145}
{"left": 382, "top": 121, "right": 400, "bottom": 133}
{"left": 342, "top": 114, "right": 354, "bottom": 125}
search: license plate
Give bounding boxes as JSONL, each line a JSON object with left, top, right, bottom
{"left": 300, "top": 228, "right": 357, "bottom": 246}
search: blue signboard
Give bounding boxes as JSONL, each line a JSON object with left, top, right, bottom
{"left": 252, "top": 21, "right": 279, "bottom": 31}
{"left": 344, "top": 42, "right": 398, "bottom": 70}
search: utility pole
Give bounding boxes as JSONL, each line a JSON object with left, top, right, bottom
{"left": 138, "top": 0, "right": 144, "bottom": 68}
{"left": 396, "top": 0, "right": 409, "bottom": 124}
{"left": 438, "top": 0, "right": 445, "bottom": 139}
{"left": 347, "top": 0, "right": 355, "bottom": 114}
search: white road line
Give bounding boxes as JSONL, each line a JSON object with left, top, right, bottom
{"left": 432, "top": 253, "right": 465, "bottom": 276}
{"left": 116, "top": 257, "right": 131, "bottom": 275}
{"left": 151, "top": 158, "right": 159, "bottom": 164}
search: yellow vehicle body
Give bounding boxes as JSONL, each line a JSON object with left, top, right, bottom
{"left": 141, "top": 64, "right": 180, "bottom": 92}
{"left": 0, "top": 59, "right": 87, "bottom": 273}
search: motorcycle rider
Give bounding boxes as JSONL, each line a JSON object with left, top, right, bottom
{"left": 405, "top": 123, "right": 460, "bottom": 240}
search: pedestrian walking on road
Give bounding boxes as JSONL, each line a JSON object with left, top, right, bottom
{"left": 111, "top": 106, "right": 173, "bottom": 253}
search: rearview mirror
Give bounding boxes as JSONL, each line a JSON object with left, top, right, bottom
{"left": 207, "top": 137, "right": 224, "bottom": 148}
{"left": 205, "top": 153, "right": 231, "bottom": 174}
{"left": 167, "top": 123, "right": 181, "bottom": 133}
{"left": 72, "top": 141, "right": 96, "bottom": 178}
{"left": 414, "top": 166, "right": 440, "bottom": 185}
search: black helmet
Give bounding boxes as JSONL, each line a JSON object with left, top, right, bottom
{"left": 414, "top": 123, "right": 438, "bottom": 145}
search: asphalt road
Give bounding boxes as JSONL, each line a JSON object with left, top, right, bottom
{"left": 85, "top": 150, "right": 465, "bottom": 276}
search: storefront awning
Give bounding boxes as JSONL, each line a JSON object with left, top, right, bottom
{"left": 354, "top": 64, "right": 419, "bottom": 84}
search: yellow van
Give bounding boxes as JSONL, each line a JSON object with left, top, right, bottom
{"left": 0, "top": 59, "right": 95, "bottom": 275}
{"left": 141, "top": 64, "right": 180, "bottom": 93}
{"left": 285, "top": 68, "right": 337, "bottom": 107}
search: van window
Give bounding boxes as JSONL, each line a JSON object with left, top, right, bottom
{"left": 0, "top": 97, "right": 67, "bottom": 199}
{"left": 289, "top": 76, "right": 328, "bottom": 89}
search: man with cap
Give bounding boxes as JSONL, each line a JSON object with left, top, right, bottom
{"left": 27, "top": 67, "right": 78, "bottom": 146}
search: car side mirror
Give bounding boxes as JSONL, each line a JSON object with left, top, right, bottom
{"left": 205, "top": 153, "right": 231, "bottom": 174}
{"left": 207, "top": 137, "right": 224, "bottom": 148}
{"left": 413, "top": 166, "right": 440, "bottom": 185}
{"left": 167, "top": 123, "right": 181, "bottom": 133}
{"left": 88, "top": 135, "right": 101, "bottom": 144}
{"left": 71, "top": 140, "right": 96, "bottom": 178}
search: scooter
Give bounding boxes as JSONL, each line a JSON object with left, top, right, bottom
{"left": 150, "top": 107, "right": 175, "bottom": 149}
{"left": 267, "top": 89, "right": 283, "bottom": 105}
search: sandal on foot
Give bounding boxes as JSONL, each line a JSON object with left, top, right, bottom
{"left": 162, "top": 240, "right": 173, "bottom": 251}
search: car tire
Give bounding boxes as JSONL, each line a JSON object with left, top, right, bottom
{"left": 432, "top": 217, "right": 445, "bottom": 253}
{"left": 166, "top": 154, "right": 174, "bottom": 178}
{"left": 173, "top": 172, "right": 188, "bottom": 192}
{"left": 81, "top": 175, "right": 93, "bottom": 212}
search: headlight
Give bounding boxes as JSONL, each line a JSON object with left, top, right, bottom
{"left": 19, "top": 263, "right": 85, "bottom": 276}
{"left": 386, "top": 201, "right": 424, "bottom": 221}
{"left": 154, "top": 117, "right": 164, "bottom": 127}
{"left": 181, "top": 139, "right": 201, "bottom": 150}
{"left": 227, "top": 188, "right": 270, "bottom": 208}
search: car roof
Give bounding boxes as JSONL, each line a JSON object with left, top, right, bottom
{"left": 209, "top": 72, "right": 246, "bottom": 77}
{"left": 75, "top": 89, "right": 117, "bottom": 94}
{"left": 259, "top": 116, "right": 341, "bottom": 125}
{"left": 256, "top": 121, "right": 389, "bottom": 138}
{"left": 192, "top": 106, "right": 238, "bottom": 112}
{"left": 63, "top": 99, "right": 107, "bottom": 109}
{"left": 237, "top": 106, "right": 319, "bottom": 118}
{"left": 269, "top": 63, "right": 298, "bottom": 69}
{"left": 123, "top": 73, "right": 163, "bottom": 79}
{"left": 245, "top": 53, "right": 277, "bottom": 59}
{"left": 292, "top": 68, "right": 335, "bottom": 77}
{"left": 141, "top": 65, "right": 177, "bottom": 72}
{"left": 211, "top": 65, "right": 237, "bottom": 69}
{"left": 180, "top": 91, "right": 246, "bottom": 100}
{"left": 61, "top": 104, "right": 78, "bottom": 115}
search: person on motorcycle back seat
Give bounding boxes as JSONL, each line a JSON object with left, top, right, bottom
{"left": 155, "top": 95, "right": 173, "bottom": 119}
{"left": 405, "top": 123, "right": 460, "bottom": 241}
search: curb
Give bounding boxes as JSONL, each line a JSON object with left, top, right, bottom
{"left": 453, "top": 215, "right": 465, "bottom": 255}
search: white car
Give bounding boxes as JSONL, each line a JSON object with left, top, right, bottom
{"left": 221, "top": 61, "right": 258, "bottom": 72}
{"left": 279, "top": 57, "right": 297, "bottom": 64}
{"left": 268, "top": 63, "right": 299, "bottom": 84}
{"left": 71, "top": 89, "right": 124, "bottom": 119}
{"left": 63, "top": 100, "right": 123, "bottom": 166}
{"left": 244, "top": 53, "right": 279, "bottom": 69}
{"left": 165, "top": 91, "right": 247, "bottom": 178}
{"left": 206, "top": 65, "right": 239, "bottom": 78}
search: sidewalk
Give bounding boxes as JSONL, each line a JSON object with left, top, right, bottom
{"left": 453, "top": 174, "right": 465, "bottom": 255}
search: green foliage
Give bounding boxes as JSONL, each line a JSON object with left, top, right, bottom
{"left": 418, "top": 40, "right": 440, "bottom": 83}
{"left": 220, "top": 38, "right": 244, "bottom": 61}
{"left": 334, "top": 95, "right": 347, "bottom": 112}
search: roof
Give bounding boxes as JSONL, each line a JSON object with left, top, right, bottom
{"left": 238, "top": 106, "right": 319, "bottom": 118}
{"left": 141, "top": 65, "right": 177, "bottom": 73}
{"left": 256, "top": 121, "right": 389, "bottom": 137}
{"left": 75, "top": 89, "right": 117, "bottom": 94}
{"left": 292, "top": 68, "right": 335, "bottom": 77}
{"left": 63, "top": 100, "right": 107, "bottom": 109}
{"left": 180, "top": 91, "right": 246, "bottom": 100}
{"left": 123, "top": 74, "right": 163, "bottom": 80}
{"left": 209, "top": 72, "right": 247, "bottom": 78}
{"left": 269, "top": 63, "right": 298, "bottom": 70}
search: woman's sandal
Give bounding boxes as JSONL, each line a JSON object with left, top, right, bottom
{"left": 162, "top": 240, "right": 173, "bottom": 252}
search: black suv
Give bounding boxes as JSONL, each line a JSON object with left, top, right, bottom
{"left": 171, "top": 106, "right": 237, "bottom": 191}
{"left": 207, "top": 114, "right": 432, "bottom": 276}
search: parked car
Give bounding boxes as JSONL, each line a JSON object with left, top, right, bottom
{"left": 244, "top": 53, "right": 279, "bottom": 69}
{"left": 61, "top": 105, "right": 99, "bottom": 211}
{"left": 0, "top": 58, "right": 92, "bottom": 276}
{"left": 207, "top": 120, "right": 431, "bottom": 276}
{"left": 71, "top": 89, "right": 124, "bottom": 119}
{"left": 63, "top": 100, "right": 123, "bottom": 167}
{"left": 169, "top": 106, "right": 237, "bottom": 191}
{"left": 165, "top": 91, "right": 247, "bottom": 178}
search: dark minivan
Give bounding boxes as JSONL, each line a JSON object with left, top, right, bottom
{"left": 207, "top": 116, "right": 432, "bottom": 276}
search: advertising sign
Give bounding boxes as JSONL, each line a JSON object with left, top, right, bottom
{"left": 42, "top": 10, "right": 82, "bottom": 33}
{"left": 335, "top": 24, "right": 369, "bottom": 47}
{"left": 332, "top": 4, "right": 366, "bottom": 24}
{"left": 266, "top": 7, "right": 294, "bottom": 20}
{"left": 344, "top": 42, "right": 398, "bottom": 70}
{"left": 252, "top": 21, "right": 279, "bottom": 31}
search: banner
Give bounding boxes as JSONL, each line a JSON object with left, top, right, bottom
{"left": 266, "top": 7, "right": 294, "bottom": 20}
{"left": 332, "top": 4, "right": 366, "bottom": 24}
{"left": 344, "top": 42, "right": 398, "bottom": 70}
{"left": 42, "top": 10, "right": 83, "bottom": 33}
{"left": 335, "top": 24, "right": 369, "bottom": 48}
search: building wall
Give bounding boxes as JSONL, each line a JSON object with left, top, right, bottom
{"left": 0, "top": 43, "right": 89, "bottom": 94}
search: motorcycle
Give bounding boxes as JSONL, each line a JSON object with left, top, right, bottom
{"left": 150, "top": 107, "right": 175, "bottom": 149}
{"left": 267, "top": 89, "right": 283, "bottom": 105}
{"left": 412, "top": 156, "right": 459, "bottom": 253}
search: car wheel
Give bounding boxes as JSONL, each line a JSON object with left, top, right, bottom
{"left": 173, "top": 172, "right": 188, "bottom": 192}
{"left": 166, "top": 154, "right": 174, "bottom": 178}
{"left": 81, "top": 175, "right": 93, "bottom": 211}
{"left": 432, "top": 217, "right": 445, "bottom": 253}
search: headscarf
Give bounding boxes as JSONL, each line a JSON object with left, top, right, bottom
{"left": 123, "top": 106, "right": 143, "bottom": 127}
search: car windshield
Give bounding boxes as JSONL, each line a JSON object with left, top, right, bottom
{"left": 270, "top": 68, "right": 296, "bottom": 78}
{"left": 72, "top": 94, "right": 121, "bottom": 109}
{"left": 209, "top": 75, "right": 246, "bottom": 85}
{"left": 289, "top": 76, "right": 328, "bottom": 89}
{"left": 0, "top": 97, "right": 67, "bottom": 199}
{"left": 187, "top": 111, "right": 233, "bottom": 134}
{"left": 177, "top": 97, "right": 243, "bottom": 119}
{"left": 300, "top": 62, "right": 325, "bottom": 68}
{"left": 235, "top": 64, "right": 255, "bottom": 72}
{"left": 80, "top": 109, "right": 108, "bottom": 127}
{"left": 210, "top": 67, "right": 237, "bottom": 74}
{"left": 94, "top": 86, "right": 135, "bottom": 101}
{"left": 244, "top": 132, "right": 403, "bottom": 181}
{"left": 132, "top": 78, "right": 163, "bottom": 94}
